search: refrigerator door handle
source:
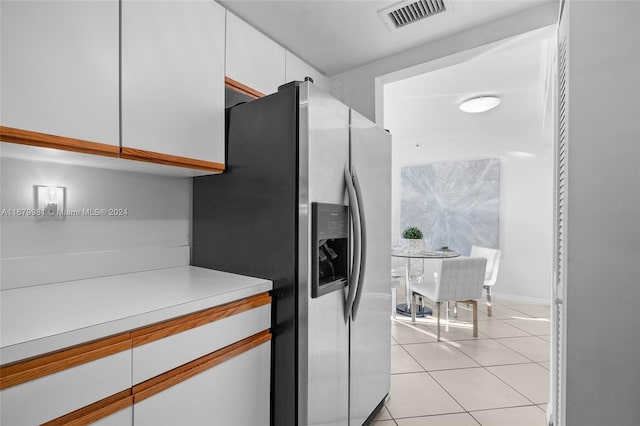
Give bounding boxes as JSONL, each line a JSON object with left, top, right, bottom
{"left": 350, "top": 168, "right": 367, "bottom": 320}
{"left": 344, "top": 165, "right": 361, "bottom": 322}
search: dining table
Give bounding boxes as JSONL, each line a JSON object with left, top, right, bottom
{"left": 391, "top": 249, "right": 461, "bottom": 317}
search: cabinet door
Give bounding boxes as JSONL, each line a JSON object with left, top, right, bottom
{"left": 226, "top": 11, "right": 286, "bottom": 96}
{"left": 134, "top": 341, "right": 270, "bottom": 426}
{"left": 285, "top": 51, "right": 330, "bottom": 92}
{"left": 0, "top": 350, "right": 131, "bottom": 426}
{"left": 121, "top": 0, "right": 225, "bottom": 168}
{"left": 0, "top": 0, "right": 119, "bottom": 147}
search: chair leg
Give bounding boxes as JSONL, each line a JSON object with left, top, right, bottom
{"left": 445, "top": 302, "right": 450, "bottom": 321}
{"left": 471, "top": 300, "right": 478, "bottom": 337}
{"left": 454, "top": 302, "right": 458, "bottom": 318}
{"left": 486, "top": 286, "right": 493, "bottom": 317}
{"left": 436, "top": 302, "right": 441, "bottom": 341}
{"left": 411, "top": 293, "right": 417, "bottom": 324}
{"left": 391, "top": 287, "right": 397, "bottom": 320}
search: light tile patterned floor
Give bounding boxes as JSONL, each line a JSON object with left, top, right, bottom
{"left": 374, "top": 296, "right": 551, "bottom": 426}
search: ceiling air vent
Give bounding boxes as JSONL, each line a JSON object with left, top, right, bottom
{"left": 379, "top": 0, "right": 448, "bottom": 31}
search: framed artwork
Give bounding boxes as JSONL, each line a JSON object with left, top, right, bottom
{"left": 400, "top": 158, "right": 500, "bottom": 255}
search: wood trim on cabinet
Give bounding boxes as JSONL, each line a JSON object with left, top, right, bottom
{"left": 131, "top": 292, "right": 271, "bottom": 348}
{"left": 0, "top": 292, "right": 270, "bottom": 390}
{"left": 120, "top": 147, "right": 225, "bottom": 173}
{"left": 0, "top": 126, "right": 225, "bottom": 173}
{"left": 224, "top": 76, "right": 265, "bottom": 99}
{"left": 0, "top": 333, "right": 132, "bottom": 391}
{"left": 0, "top": 126, "right": 119, "bottom": 157}
{"left": 42, "top": 389, "right": 134, "bottom": 426}
{"left": 40, "top": 329, "right": 271, "bottom": 424}
{"left": 2, "top": 293, "right": 272, "bottom": 424}
{"left": 133, "top": 329, "right": 271, "bottom": 403}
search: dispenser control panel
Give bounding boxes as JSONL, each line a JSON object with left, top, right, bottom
{"left": 311, "top": 202, "right": 349, "bottom": 298}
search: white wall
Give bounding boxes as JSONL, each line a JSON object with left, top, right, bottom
{"left": 563, "top": 2, "right": 640, "bottom": 425}
{"left": 0, "top": 157, "right": 191, "bottom": 289}
{"left": 386, "top": 88, "right": 554, "bottom": 302}
{"left": 330, "top": 4, "right": 559, "bottom": 303}
{"left": 391, "top": 152, "right": 553, "bottom": 304}
{"left": 329, "top": 1, "right": 559, "bottom": 124}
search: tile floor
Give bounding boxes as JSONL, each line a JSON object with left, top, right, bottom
{"left": 373, "top": 293, "right": 551, "bottom": 426}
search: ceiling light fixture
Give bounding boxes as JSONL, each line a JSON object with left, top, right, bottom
{"left": 459, "top": 96, "right": 501, "bottom": 113}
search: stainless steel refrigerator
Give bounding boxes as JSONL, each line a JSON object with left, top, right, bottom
{"left": 193, "top": 81, "right": 391, "bottom": 426}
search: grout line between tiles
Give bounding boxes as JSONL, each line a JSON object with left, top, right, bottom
{"left": 387, "top": 410, "right": 476, "bottom": 424}
{"left": 467, "top": 403, "right": 547, "bottom": 414}
{"left": 500, "top": 318, "right": 551, "bottom": 336}
{"left": 424, "top": 369, "right": 472, "bottom": 414}
{"left": 467, "top": 403, "right": 546, "bottom": 426}
{"left": 480, "top": 361, "right": 541, "bottom": 407}
{"left": 389, "top": 301, "right": 551, "bottom": 424}
{"left": 492, "top": 336, "right": 548, "bottom": 364}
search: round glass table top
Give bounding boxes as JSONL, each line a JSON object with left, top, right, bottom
{"left": 391, "top": 249, "right": 461, "bottom": 259}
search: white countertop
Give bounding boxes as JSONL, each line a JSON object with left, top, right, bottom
{"left": 0, "top": 266, "right": 272, "bottom": 364}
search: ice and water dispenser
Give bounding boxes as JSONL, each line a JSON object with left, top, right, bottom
{"left": 311, "top": 203, "right": 349, "bottom": 298}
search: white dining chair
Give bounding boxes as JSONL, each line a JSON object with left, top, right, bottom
{"left": 470, "top": 246, "right": 502, "bottom": 316}
{"left": 410, "top": 257, "right": 487, "bottom": 341}
{"left": 391, "top": 268, "right": 404, "bottom": 320}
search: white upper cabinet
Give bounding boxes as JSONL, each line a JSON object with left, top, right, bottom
{"left": 225, "top": 11, "right": 286, "bottom": 96}
{"left": 0, "top": 0, "right": 119, "bottom": 147}
{"left": 285, "top": 51, "right": 330, "bottom": 92}
{"left": 121, "top": 0, "right": 225, "bottom": 169}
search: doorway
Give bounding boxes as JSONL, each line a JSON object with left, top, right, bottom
{"left": 375, "top": 26, "right": 557, "bottom": 425}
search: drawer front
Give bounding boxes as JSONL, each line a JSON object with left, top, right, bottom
{"left": 0, "top": 350, "right": 131, "bottom": 426}
{"left": 92, "top": 405, "right": 133, "bottom": 426}
{"left": 132, "top": 304, "right": 270, "bottom": 384}
{"left": 134, "top": 340, "right": 271, "bottom": 426}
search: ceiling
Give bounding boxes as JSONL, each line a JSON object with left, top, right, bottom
{"left": 219, "top": 0, "right": 556, "bottom": 76}
{"left": 384, "top": 32, "right": 553, "bottom": 147}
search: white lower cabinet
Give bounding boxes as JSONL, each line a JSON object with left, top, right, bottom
{"left": 0, "top": 350, "right": 132, "bottom": 426}
{"left": 0, "top": 293, "right": 271, "bottom": 425}
{"left": 92, "top": 406, "right": 133, "bottom": 426}
{"left": 132, "top": 304, "right": 270, "bottom": 385}
{"left": 133, "top": 341, "right": 271, "bottom": 426}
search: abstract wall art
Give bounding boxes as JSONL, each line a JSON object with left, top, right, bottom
{"left": 400, "top": 158, "right": 500, "bottom": 255}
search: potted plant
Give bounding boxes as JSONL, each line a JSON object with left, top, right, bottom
{"left": 401, "top": 226, "right": 424, "bottom": 253}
